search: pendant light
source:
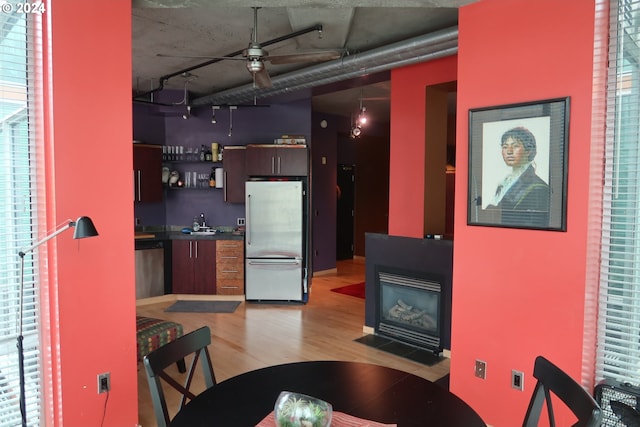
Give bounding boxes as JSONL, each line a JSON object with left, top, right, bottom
{"left": 228, "top": 106, "right": 237, "bottom": 136}
{"left": 350, "top": 88, "right": 367, "bottom": 138}
{"left": 211, "top": 105, "right": 220, "bottom": 124}
{"left": 357, "top": 88, "right": 367, "bottom": 126}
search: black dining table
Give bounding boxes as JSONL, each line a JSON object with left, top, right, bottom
{"left": 169, "top": 360, "right": 486, "bottom": 427}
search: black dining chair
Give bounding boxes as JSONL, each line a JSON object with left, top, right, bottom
{"left": 143, "top": 326, "right": 217, "bottom": 427}
{"left": 522, "top": 356, "right": 602, "bottom": 427}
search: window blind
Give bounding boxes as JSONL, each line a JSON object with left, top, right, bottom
{"left": 596, "top": 0, "right": 640, "bottom": 384}
{"left": 0, "top": 5, "right": 44, "bottom": 426}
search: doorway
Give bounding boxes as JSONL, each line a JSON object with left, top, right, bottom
{"left": 336, "top": 164, "right": 355, "bottom": 260}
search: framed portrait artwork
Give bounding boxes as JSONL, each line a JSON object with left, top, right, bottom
{"left": 467, "top": 97, "right": 569, "bottom": 231}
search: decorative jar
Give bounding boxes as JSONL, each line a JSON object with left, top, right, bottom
{"left": 274, "top": 391, "right": 332, "bottom": 427}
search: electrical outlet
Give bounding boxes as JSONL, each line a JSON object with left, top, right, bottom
{"left": 98, "top": 372, "right": 110, "bottom": 394}
{"left": 512, "top": 369, "right": 524, "bottom": 391}
{"left": 237, "top": 217, "right": 245, "bottom": 226}
{"left": 475, "top": 359, "right": 487, "bottom": 379}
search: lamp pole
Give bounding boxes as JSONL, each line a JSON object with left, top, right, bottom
{"left": 16, "top": 217, "right": 98, "bottom": 427}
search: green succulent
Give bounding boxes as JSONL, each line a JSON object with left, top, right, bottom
{"left": 275, "top": 394, "right": 331, "bottom": 427}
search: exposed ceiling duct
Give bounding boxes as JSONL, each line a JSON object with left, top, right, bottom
{"left": 191, "top": 26, "right": 458, "bottom": 107}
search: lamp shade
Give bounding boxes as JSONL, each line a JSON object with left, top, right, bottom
{"left": 72, "top": 216, "right": 99, "bottom": 239}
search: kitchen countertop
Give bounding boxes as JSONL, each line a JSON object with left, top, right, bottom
{"left": 134, "top": 232, "right": 156, "bottom": 240}
{"left": 134, "top": 229, "right": 244, "bottom": 241}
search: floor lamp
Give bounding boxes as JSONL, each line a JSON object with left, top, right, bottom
{"left": 17, "top": 216, "right": 99, "bottom": 427}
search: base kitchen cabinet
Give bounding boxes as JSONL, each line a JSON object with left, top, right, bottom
{"left": 172, "top": 239, "right": 216, "bottom": 294}
{"left": 216, "top": 240, "right": 244, "bottom": 295}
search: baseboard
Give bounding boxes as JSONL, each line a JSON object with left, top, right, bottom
{"left": 313, "top": 268, "right": 338, "bottom": 276}
{"left": 136, "top": 294, "right": 177, "bottom": 306}
{"left": 136, "top": 293, "right": 245, "bottom": 306}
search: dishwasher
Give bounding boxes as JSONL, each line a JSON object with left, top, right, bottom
{"left": 135, "top": 240, "right": 165, "bottom": 299}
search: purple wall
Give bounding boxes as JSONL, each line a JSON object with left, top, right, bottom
{"left": 133, "top": 89, "right": 388, "bottom": 273}
{"left": 133, "top": 93, "right": 312, "bottom": 230}
{"left": 311, "top": 112, "right": 349, "bottom": 271}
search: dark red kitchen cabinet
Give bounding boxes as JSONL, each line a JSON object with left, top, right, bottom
{"left": 171, "top": 240, "right": 216, "bottom": 294}
{"left": 246, "top": 144, "right": 308, "bottom": 177}
{"left": 223, "top": 146, "right": 246, "bottom": 203}
{"left": 133, "top": 144, "right": 163, "bottom": 203}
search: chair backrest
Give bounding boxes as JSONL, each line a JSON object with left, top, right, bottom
{"left": 143, "top": 326, "right": 216, "bottom": 427}
{"left": 522, "top": 356, "right": 602, "bottom": 427}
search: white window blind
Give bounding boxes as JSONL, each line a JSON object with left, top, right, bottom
{"left": 596, "top": 0, "right": 640, "bottom": 384}
{"left": 0, "top": 5, "right": 44, "bottom": 426}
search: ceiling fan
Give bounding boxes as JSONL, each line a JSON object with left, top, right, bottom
{"left": 158, "top": 7, "right": 343, "bottom": 89}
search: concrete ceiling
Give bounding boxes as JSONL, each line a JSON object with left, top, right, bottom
{"left": 132, "top": 1, "right": 475, "bottom": 123}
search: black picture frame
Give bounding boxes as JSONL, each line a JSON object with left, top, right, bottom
{"left": 467, "top": 97, "right": 569, "bottom": 231}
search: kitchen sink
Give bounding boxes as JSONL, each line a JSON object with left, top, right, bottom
{"left": 190, "top": 230, "right": 217, "bottom": 235}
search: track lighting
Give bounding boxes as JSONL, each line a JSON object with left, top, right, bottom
{"left": 350, "top": 124, "right": 362, "bottom": 139}
{"left": 211, "top": 105, "right": 220, "bottom": 124}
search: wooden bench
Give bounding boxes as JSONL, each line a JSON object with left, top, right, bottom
{"left": 136, "top": 316, "right": 186, "bottom": 372}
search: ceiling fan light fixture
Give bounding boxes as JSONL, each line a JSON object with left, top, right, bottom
{"left": 246, "top": 58, "right": 264, "bottom": 74}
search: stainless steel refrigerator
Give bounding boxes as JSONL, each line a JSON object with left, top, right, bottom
{"left": 245, "top": 180, "right": 308, "bottom": 302}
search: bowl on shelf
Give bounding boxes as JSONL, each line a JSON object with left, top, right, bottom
{"left": 274, "top": 391, "right": 332, "bottom": 427}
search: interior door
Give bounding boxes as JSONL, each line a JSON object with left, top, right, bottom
{"left": 336, "top": 164, "right": 355, "bottom": 260}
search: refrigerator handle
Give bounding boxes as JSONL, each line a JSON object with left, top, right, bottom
{"left": 246, "top": 194, "right": 251, "bottom": 245}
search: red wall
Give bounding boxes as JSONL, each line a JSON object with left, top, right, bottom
{"left": 46, "top": 1, "right": 137, "bottom": 425}
{"left": 40, "top": 0, "right": 604, "bottom": 425}
{"left": 388, "top": 55, "right": 457, "bottom": 238}
{"left": 389, "top": 0, "right": 603, "bottom": 426}
{"left": 450, "top": 0, "right": 600, "bottom": 426}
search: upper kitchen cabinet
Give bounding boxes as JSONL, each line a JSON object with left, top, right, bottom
{"left": 133, "top": 143, "right": 163, "bottom": 203}
{"left": 223, "top": 146, "right": 246, "bottom": 203}
{"left": 246, "top": 144, "right": 308, "bottom": 177}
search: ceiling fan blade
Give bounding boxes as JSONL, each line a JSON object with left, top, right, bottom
{"left": 267, "top": 50, "right": 342, "bottom": 65}
{"left": 253, "top": 68, "right": 272, "bottom": 89}
{"left": 156, "top": 53, "right": 245, "bottom": 61}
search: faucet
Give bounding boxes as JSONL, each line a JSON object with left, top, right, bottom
{"left": 199, "top": 212, "right": 206, "bottom": 227}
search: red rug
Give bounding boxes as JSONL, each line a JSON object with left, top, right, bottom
{"left": 330, "top": 282, "right": 365, "bottom": 299}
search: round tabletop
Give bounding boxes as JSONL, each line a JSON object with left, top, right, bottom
{"left": 169, "top": 360, "right": 486, "bottom": 427}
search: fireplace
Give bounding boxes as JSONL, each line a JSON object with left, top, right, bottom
{"left": 375, "top": 266, "right": 444, "bottom": 353}
{"left": 365, "top": 233, "right": 453, "bottom": 351}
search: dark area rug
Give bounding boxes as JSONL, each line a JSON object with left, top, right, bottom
{"left": 331, "top": 282, "right": 365, "bottom": 299}
{"left": 354, "top": 334, "right": 444, "bottom": 366}
{"left": 165, "top": 300, "right": 240, "bottom": 313}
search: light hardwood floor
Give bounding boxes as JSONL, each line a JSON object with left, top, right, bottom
{"left": 135, "top": 258, "right": 450, "bottom": 427}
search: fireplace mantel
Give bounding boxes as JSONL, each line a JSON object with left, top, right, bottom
{"left": 365, "top": 233, "right": 453, "bottom": 350}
